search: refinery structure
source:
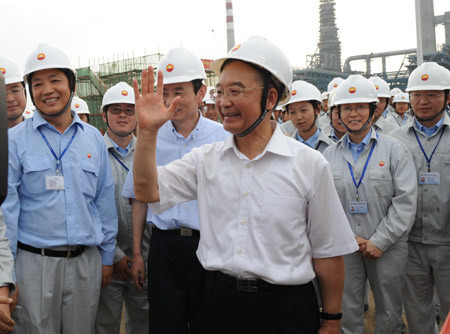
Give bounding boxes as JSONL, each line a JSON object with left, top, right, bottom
{"left": 75, "top": 0, "right": 450, "bottom": 131}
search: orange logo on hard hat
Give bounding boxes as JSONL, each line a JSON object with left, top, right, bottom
{"left": 375, "top": 85, "right": 379, "bottom": 90}
{"left": 75, "top": 104, "right": 80, "bottom": 108}
{"left": 0, "top": 68, "right": 5, "bottom": 74}
{"left": 333, "top": 83, "right": 338, "bottom": 88}
{"left": 121, "top": 90, "right": 128, "bottom": 96}
{"left": 87, "top": 153, "right": 92, "bottom": 158}
{"left": 37, "top": 53, "right": 46, "bottom": 61}
{"left": 402, "top": 96, "right": 405, "bottom": 100}
{"left": 379, "top": 161, "right": 385, "bottom": 167}
{"left": 231, "top": 44, "right": 241, "bottom": 52}
{"left": 166, "top": 64, "right": 174, "bottom": 72}
{"left": 291, "top": 90, "right": 297, "bottom": 96}
{"left": 349, "top": 87, "right": 357, "bottom": 94}
{"left": 421, "top": 74, "right": 429, "bottom": 81}
{"left": 25, "top": 110, "right": 31, "bottom": 114}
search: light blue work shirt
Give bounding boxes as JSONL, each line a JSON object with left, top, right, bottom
{"left": 329, "top": 128, "right": 340, "bottom": 142}
{"left": 122, "top": 113, "right": 230, "bottom": 230}
{"left": 414, "top": 115, "right": 444, "bottom": 137}
{"left": 296, "top": 128, "right": 320, "bottom": 149}
{"left": 1, "top": 111, "right": 118, "bottom": 265}
{"left": 112, "top": 139, "right": 132, "bottom": 158}
{"left": 344, "top": 128, "right": 372, "bottom": 162}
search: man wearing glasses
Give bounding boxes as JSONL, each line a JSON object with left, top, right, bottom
{"left": 389, "top": 62, "right": 450, "bottom": 334}
{"left": 132, "top": 36, "right": 358, "bottom": 333}
{"left": 0, "top": 55, "right": 27, "bottom": 129}
{"left": 122, "top": 48, "right": 229, "bottom": 333}
{"left": 95, "top": 82, "right": 150, "bottom": 333}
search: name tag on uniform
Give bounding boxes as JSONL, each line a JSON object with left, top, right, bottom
{"left": 348, "top": 201, "right": 368, "bottom": 214}
{"left": 45, "top": 175, "right": 65, "bottom": 190}
{"left": 419, "top": 172, "right": 440, "bottom": 185}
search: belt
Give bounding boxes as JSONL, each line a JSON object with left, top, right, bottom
{"left": 152, "top": 226, "right": 199, "bottom": 237}
{"left": 214, "top": 271, "right": 282, "bottom": 293}
{"left": 18, "top": 242, "right": 87, "bottom": 258}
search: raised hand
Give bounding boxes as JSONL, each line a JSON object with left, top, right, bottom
{"left": 133, "top": 66, "right": 180, "bottom": 133}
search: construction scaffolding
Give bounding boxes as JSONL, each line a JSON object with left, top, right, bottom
{"left": 307, "top": 0, "right": 342, "bottom": 72}
{"left": 75, "top": 53, "right": 218, "bottom": 132}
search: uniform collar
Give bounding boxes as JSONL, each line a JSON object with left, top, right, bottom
{"left": 32, "top": 109, "right": 84, "bottom": 132}
{"left": 221, "top": 122, "right": 294, "bottom": 160}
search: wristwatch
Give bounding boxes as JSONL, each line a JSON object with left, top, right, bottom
{"left": 320, "top": 311, "right": 342, "bottom": 320}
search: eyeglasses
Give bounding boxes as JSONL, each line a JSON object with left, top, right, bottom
{"left": 210, "top": 86, "right": 264, "bottom": 102}
{"left": 410, "top": 92, "right": 444, "bottom": 100}
{"left": 6, "top": 88, "right": 25, "bottom": 97}
{"left": 108, "top": 107, "right": 135, "bottom": 116}
{"left": 202, "top": 105, "right": 216, "bottom": 112}
{"left": 340, "top": 105, "right": 370, "bottom": 115}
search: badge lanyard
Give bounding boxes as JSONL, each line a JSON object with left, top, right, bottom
{"left": 110, "top": 150, "right": 130, "bottom": 172}
{"left": 412, "top": 127, "right": 445, "bottom": 172}
{"left": 38, "top": 126, "right": 78, "bottom": 175}
{"left": 347, "top": 141, "right": 376, "bottom": 201}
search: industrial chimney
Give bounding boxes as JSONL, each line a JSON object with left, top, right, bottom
{"left": 226, "top": 0, "right": 236, "bottom": 51}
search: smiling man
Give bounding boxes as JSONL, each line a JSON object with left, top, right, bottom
{"left": 122, "top": 48, "right": 229, "bottom": 333}
{"left": 1, "top": 43, "right": 117, "bottom": 333}
{"left": 132, "top": 36, "right": 358, "bottom": 334}
{"left": 389, "top": 61, "right": 450, "bottom": 334}
{"left": 0, "top": 55, "right": 27, "bottom": 129}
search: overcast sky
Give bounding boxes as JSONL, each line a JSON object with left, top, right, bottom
{"left": 1, "top": 0, "right": 448, "bottom": 74}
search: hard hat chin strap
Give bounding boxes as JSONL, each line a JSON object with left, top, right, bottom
{"left": 235, "top": 74, "right": 272, "bottom": 138}
{"left": 7, "top": 111, "right": 25, "bottom": 121}
{"left": 338, "top": 104, "right": 375, "bottom": 134}
{"left": 38, "top": 92, "right": 74, "bottom": 119}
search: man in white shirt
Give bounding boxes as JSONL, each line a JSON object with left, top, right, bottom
{"left": 132, "top": 36, "right": 358, "bottom": 334}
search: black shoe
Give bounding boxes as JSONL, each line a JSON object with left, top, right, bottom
{"left": 364, "top": 304, "right": 369, "bottom": 312}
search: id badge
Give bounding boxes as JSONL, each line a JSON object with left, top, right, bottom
{"left": 45, "top": 175, "right": 65, "bottom": 190}
{"left": 348, "top": 201, "right": 368, "bottom": 214}
{"left": 419, "top": 172, "right": 440, "bottom": 185}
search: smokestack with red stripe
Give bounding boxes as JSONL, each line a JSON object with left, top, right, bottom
{"left": 226, "top": 0, "right": 235, "bottom": 51}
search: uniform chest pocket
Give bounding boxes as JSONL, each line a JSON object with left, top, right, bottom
{"left": 22, "top": 156, "right": 52, "bottom": 195}
{"left": 257, "top": 194, "right": 306, "bottom": 246}
{"left": 81, "top": 157, "right": 99, "bottom": 198}
{"left": 368, "top": 169, "right": 393, "bottom": 198}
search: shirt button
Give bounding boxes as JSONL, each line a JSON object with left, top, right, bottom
{"left": 246, "top": 164, "right": 251, "bottom": 169}
{"left": 236, "top": 249, "right": 243, "bottom": 254}
{"left": 183, "top": 144, "right": 187, "bottom": 147}
{"left": 243, "top": 192, "right": 248, "bottom": 197}
{"left": 240, "top": 220, "right": 247, "bottom": 225}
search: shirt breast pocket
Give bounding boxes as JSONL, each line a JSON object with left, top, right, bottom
{"left": 22, "top": 156, "right": 52, "bottom": 195}
{"left": 368, "top": 169, "right": 393, "bottom": 198}
{"left": 81, "top": 157, "right": 99, "bottom": 198}
{"left": 258, "top": 193, "right": 306, "bottom": 246}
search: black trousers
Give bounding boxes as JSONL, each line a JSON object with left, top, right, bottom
{"left": 202, "top": 272, "right": 321, "bottom": 334}
{"left": 148, "top": 228, "right": 207, "bottom": 334}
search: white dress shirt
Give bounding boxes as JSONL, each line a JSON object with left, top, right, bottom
{"left": 149, "top": 124, "right": 358, "bottom": 285}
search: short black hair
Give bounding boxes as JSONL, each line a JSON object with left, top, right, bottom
{"left": 191, "top": 79, "right": 203, "bottom": 95}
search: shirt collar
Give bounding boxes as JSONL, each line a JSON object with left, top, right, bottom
{"left": 220, "top": 122, "right": 294, "bottom": 160}
{"left": 32, "top": 109, "right": 84, "bottom": 132}
{"left": 104, "top": 131, "right": 136, "bottom": 156}
{"left": 168, "top": 110, "right": 203, "bottom": 140}
{"left": 343, "top": 127, "right": 374, "bottom": 150}
{"left": 296, "top": 128, "right": 320, "bottom": 148}
{"left": 413, "top": 114, "right": 446, "bottom": 137}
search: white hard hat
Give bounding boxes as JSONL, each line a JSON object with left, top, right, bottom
{"left": 24, "top": 43, "right": 77, "bottom": 82}
{"left": 393, "top": 92, "right": 410, "bottom": 104}
{"left": 333, "top": 75, "right": 378, "bottom": 106}
{"left": 211, "top": 35, "right": 293, "bottom": 105}
{"left": 369, "top": 76, "right": 390, "bottom": 98}
{"left": 389, "top": 87, "right": 402, "bottom": 97}
{"left": 0, "top": 55, "right": 23, "bottom": 85}
{"left": 321, "top": 91, "right": 329, "bottom": 101}
{"left": 328, "top": 87, "right": 338, "bottom": 108}
{"left": 327, "top": 77, "right": 344, "bottom": 93}
{"left": 203, "top": 86, "right": 215, "bottom": 104}
{"left": 157, "top": 47, "right": 206, "bottom": 85}
{"left": 101, "top": 82, "right": 135, "bottom": 112}
{"left": 285, "top": 80, "right": 321, "bottom": 106}
{"left": 22, "top": 108, "right": 34, "bottom": 119}
{"left": 71, "top": 96, "right": 90, "bottom": 115}
{"left": 406, "top": 62, "right": 450, "bottom": 92}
